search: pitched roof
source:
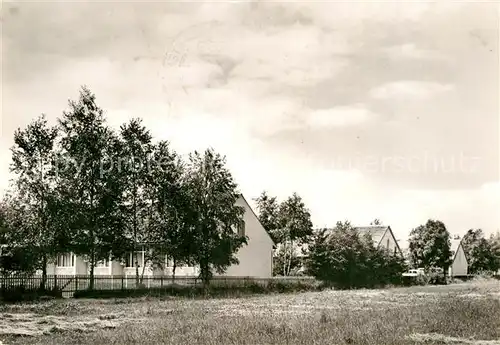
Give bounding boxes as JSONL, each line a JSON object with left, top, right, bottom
{"left": 450, "top": 238, "right": 461, "bottom": 254}
{"left": 238, "top": 194, "right": 275, "bottom": 246}
{"left": 295, "top": 225, "right": 403, "bottom": 258}
{"left": 354, "top": 226, "right": 389, "bottom": 246}
{"left": 450, "top": 238, "right": 464, "bottom": 262}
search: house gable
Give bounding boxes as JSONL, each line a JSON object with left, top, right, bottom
{"left": 450, "top": 238, "right": 468, "bottom": 266}
{"left": 221, "top": 195, "right": 274, "bottom": 278}
{"left": 238, "top": 194, "right": 275, "bottom": 246}
{"left": 355, "top": 225, "right": 403, "bottom": 257}
{"left": 354, "top": 226, "right": 388, "bottom": 246}
{"left": 383, "top": 226, "right": 403, "bottom": 257}
{"left": 449, "top": 237, "right": 468, "bottom": 276}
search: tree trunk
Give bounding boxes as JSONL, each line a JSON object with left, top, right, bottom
{"left": 40, "top": 255, "right": 47, "bottom": 291}
{"left": 135, "top": 251, "right": 140, "bottom": 287}
{"left": 282, "top": 241, "right": 287, "bottom": 276}
{"left": 172, "top": 258, "right": 177, "bottom": 284}
{"left": 200, "top": 259, "right": 210, "bottom": 288}
{"left": 89, "top": 252, "right": 95, "bottom": 290}
{"left": 133, "top": 184, "right": 140, "bottom": 288}
{"left": 287, "top": 240, "right": 294, "bottom": 276}
{"left": 140, "top": 257, "right": 147, "bottom": 286}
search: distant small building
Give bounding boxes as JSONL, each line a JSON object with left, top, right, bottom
{"left": 448, "top": 236, "right": 468, "bottom": 277}
{"left": 354, "top": 226, "right": 403, "bottom": 257}
{"left": 294, "top": 225, "right": 403, "bottom": 274}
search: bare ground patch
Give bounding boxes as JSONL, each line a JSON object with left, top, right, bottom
{"left": 0, "top": 312, "right": 143, "bottom": 337}
{"left": 408, "top": 333, "right": 500, "bottom": 345}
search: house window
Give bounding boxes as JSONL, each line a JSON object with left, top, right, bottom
{"left": 125, "top": 252, "right": 144, "bottom": 268}
{"left": 237, "top": 220, "right": 246, "bottom": 237}
{"left": 96, "top": 258, "right": 110, "bottom": 267}
{"left": 386, "top": 238, "right": 390, "bottom": 251}
{"left": 394, "top": 247, "right": 397, "bottom": 256}
{"left": 57, "top": 253, "right": 74, "bottom": 267}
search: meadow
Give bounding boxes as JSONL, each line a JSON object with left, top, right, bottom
{"left": 0, "top": 279, "right": 499, "bottom": 345}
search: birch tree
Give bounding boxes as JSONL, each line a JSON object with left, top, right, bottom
{"left": 57, "top": 86, "right": 126, "bottom": 290}
{"left": 10, "top": 115, "right": 59, "bottom": 288}
{"left": 255, "top": 192, "right": 312, "bottom": 276}
{"left": 147, "top": 141, "right": 194, "bottom": 283}
{"left": 118, "top": 118, "right": 154, "bottom": 286}
{"left": 184, "top": 148, "right": 246, "bottom": 286}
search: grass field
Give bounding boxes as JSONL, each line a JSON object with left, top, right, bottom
{"left": 1, "top": 278, "right": 499, "bottom": 345}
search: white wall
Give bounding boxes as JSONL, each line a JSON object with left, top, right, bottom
{"left": 164, "top": 266, "right": 199, "bottom": 276}
{"left": 111, "top": 260, "right": 123, "bottom": 275}
{"left": 222, "top": 196, "right": 274, "bottom": 278}
{"left": 449, "top": 244, "right": 468, "bottom": 277}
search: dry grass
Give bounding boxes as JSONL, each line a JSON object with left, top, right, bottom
{"left": 1, "top": 279, "right": 499, "bottom": 345}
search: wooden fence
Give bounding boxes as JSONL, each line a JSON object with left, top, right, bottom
{"left": 0, "top": 275, "right": 317, "bottom": 298}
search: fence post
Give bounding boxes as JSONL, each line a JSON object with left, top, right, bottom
{"left": 160, "top": 275, "right": 163, "bottom": 288}
{"left": 75, "top": 276, "right": 78, "bottom": 292}
{"left": 121, "top": 275, "right": 124, "bottom": 290}
{"left": 54, "top": 275, "right": 58, "bottom": 290}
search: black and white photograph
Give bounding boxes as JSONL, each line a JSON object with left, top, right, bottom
{"left": 1, "top": 1, "right": 499, "bottom": 344}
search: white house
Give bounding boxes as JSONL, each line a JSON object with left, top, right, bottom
{"left": 448, "top": 236, "right": 468, "bottom": 277}
{"left": 46, "top": 195, "right": 275, "bottom": 279}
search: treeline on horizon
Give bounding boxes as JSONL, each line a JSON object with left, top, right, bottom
{"left": 255, "top": 191, "right": 500, "bottom": 287}
{"left": 1, "top": 86, "right": 499, "bottom": 291}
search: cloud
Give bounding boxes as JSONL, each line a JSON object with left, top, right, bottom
{"left": 369, "top": 81, "right": 454, "bottom": 100}
{"left": 197, "top": 23, "right": 351, "bottom": 88}
{"left": 1, "top": 1, "right": 498, "bottom": 244}
{"left": 306, "top": 105, "right": 377, "bottom": 128}
{"left": 383, "top": 43, "right": 450, "bottom": 61}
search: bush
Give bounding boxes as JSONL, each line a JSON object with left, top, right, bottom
{"left": 427, "top": 272, "right": 447, "bottom": 285}
{"left": 305, "top": 224, "right": 407, "bottom": 289}
{"left": 73, "top": 279, "right": 323, "bottom": 299}
{"left": 0, "top": 285, "right": 62, "bottom": 303}
{"left": 401, "top": 272, "right": 448, "bottom": 286}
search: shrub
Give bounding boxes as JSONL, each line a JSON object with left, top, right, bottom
{"left": 305, "top": 223, "right": 407, "bottom": 289}
{"left": 73, "top": 279, "right": 323, "bottom": 299}
{"left": 0, "top": 285, "right": 62, "bottom": 303}
{"left": 427, "top": 272, "right": 447, "bottom": 285}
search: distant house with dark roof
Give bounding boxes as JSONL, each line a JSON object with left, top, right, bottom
{"left": 294, "top": 225, "right": 403, "bottom": 274}
{"left": 448, "top": 236, "right": 468, "bottom": 277}
{"left": 354, "top": 226, "right": 403, "bottom": 257}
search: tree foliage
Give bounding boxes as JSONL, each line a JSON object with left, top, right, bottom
{"left": 489, "top": 231, "right": 500, "bottom": 273}
{"left": 408, "top": 219, "right": 452, "bottom": 275}
{"left": 9, "top": 115, "right": 60, "bottom": 287}
{"left": 184, "top": 149, "right": 247, "bottom": 285}
{"left": 146, "top": 141, "right": 194, "bottom": 282}
{"left": 0, "top": 195, "right": 39, "bottom": 275}
{"left": 254, "top": 191, "right": 280, "bottom": 242}
{"left": 118, "top": 118, "right": 154, "bottom": 285}
{"left": 1, "top": 86, "right": 257, "bottom": 288}
{"left": 255, "top": 191, "right": 312, "bottom": 276}
{"left": 57, "top": 87, "right": 127, "bottom": 289}
{"left": 304, "top": 222, "right": 406, "bottom": 288}
{"left": 462, "top": 229, "right": 499, "bottom": 274}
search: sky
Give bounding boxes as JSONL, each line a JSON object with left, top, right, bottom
{"left": 1, "top": 1, "right": 499, "bottom": 247}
